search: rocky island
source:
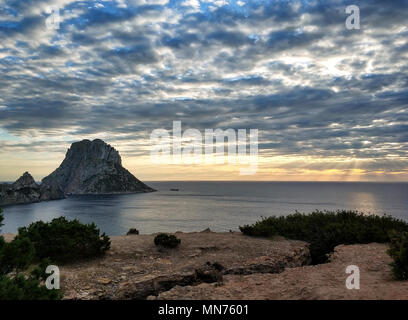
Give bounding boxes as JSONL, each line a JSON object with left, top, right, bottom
{"left": 0, "top": 172, "right": 65, "bottom": 206}
{"left": 43, "top": 139, "right": 155, "bottom": 194}
{"left": 0, "top": 139, "right": 155, "bottom": 206}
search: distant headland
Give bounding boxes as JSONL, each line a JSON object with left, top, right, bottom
{"left": 0, "top": 139, "right": 155, "bottom": 206}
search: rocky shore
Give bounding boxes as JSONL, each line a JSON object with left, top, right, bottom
{"left": 3, "top": 231, "right": 405, "bottom": 300}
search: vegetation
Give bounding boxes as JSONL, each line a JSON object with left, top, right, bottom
{"left": 0, "top": 208, "right": 62, "bottom": 300}
{"left": 154, "top": 233, "right": 181, "bottom": 248}
{"left": 15, "top": 217, "right": 111, "bottom": 263}
{"left": 240, "top": 210, "right": 408, "bottom": 264}
{"left": 0, "top": 273, "right": 62, "bottom": 300}
{"left": 387, "top": 231, "right": 408, "bottom": 280}
{"left": 0, "top": 236, "right": 35, "bottom": 274}
{"left": 0, "top": 209, "right": 111, "bottom": 299}
{"left": 127, "top": 228, "right": 139, "bottom": 235}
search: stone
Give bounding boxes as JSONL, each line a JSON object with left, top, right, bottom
{"left": 206, "top": 261, "right": 224, "bottom": 271}
{"left": 194, "top": 245, "right": 218, "bottom": 252}
{"left": 97, "top": 278, "right": 112, "bottom": 285}
{"left": 12, "top": 171, "right": 38, "bottom": 189}
{"left": 195, "top": 263, "right": 223, "bottom": 283}
{"left": 42, "top": 139, "right": 155, "bottom": 194}
{"left": 0, "top": 172, "right": 65, "bottom": 206}
{"left": 121, "top": 266, "right": 134, "bottom": 271}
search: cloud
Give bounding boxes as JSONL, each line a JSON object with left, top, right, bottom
{"left": 0, "top": 0, "right": 407, "bottom": 179}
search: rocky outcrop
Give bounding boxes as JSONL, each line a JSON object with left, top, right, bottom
{"left": 156, "top": 243, "right": 408, "bottom": 300}
{"left": 12, "top": 172, "right": 38, "bottom": 189}
{"left": 0, "top": 172, "right": 65, "bottom": 206}
{"left": 42, "top": 139, "right": 155, "bottom": 194}
{"left": 0, "top": 139, "right": 153, "bottom": 206}
{"left": 58, "top": 232, "right": 310, "bottom": 300}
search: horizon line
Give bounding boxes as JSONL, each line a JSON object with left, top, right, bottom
{"left": 143, "top": 180, "right": 408, "bottom": 183}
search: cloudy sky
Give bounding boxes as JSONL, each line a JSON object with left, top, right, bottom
{"left": 0, "top": 0, "right": 407, "bottom": 181}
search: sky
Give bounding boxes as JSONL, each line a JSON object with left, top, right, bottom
{"left": 0, "top": 0, "right": 407, "bottom": 182}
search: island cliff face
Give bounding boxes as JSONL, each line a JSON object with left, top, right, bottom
{"left": 0, "top": 139, "right": 154, "bottom": 206}
{"left": 0, "top": 172, "right": 65, "bottom": 206}
{"left": 42, "top": 139, "right": 155, "bottom": 194}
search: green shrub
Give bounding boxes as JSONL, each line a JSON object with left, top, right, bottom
{"left": 154, "top": 233, "right": 181, "bottom": 248}
{"left": 240, "top": 210, "right": 408, "bottom": 264}
{"left": 30, "top": 258, "right": 53, "bottom": 281}
{"left": 387, "top": 231, "right": 408, "bottom": 280}
{"left": 0, "top": 208, "right": 62, "bottom": 300}
{"left": 0, "top": 208, "right": 5, "bottom": 251}
{"left": 0, "top": 237, "right": 35, "bottom": 274}
{"left": 0, "top": 274, "right": 62, "bottom": 300}
{"left": 15, "top": 217, "right": 111, "bottom": 263}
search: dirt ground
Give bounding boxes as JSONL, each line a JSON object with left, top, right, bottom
{"left": 58, "top": 231, "right": 309, "bottom": 299}
{"left": 3, "top": 232, "right": 408, "bottom": 299}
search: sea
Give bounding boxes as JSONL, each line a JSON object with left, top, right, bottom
{"left": 1, "top": 181, "right": 407, "bottom": 235}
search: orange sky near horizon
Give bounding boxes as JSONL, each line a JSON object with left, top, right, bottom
{"left": 1, "top": 150, "right": 407, "bottom": 183}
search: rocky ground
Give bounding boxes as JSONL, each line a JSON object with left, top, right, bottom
{"left": 3, "top": 232, "right": 408, "bottom": 299}
{"left": 157, "top": 242, "right": 408, "bottom": 300}
{"left": 58, "top": 231, "right": 310, "bottom": 300}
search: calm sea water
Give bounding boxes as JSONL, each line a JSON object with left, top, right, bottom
{"left": 1, "top": 182, "right": 408, "bottom": 235}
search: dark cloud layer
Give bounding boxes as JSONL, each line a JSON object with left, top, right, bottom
{"left": 0, "top": 0, "right": 407, "bottom": 175}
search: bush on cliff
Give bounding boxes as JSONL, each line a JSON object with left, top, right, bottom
{"left": 0, "top": 209, "right": 35, "bottom": 274}
{"left": 154, "top": 233, "right": 181, "bottom": 248}
{"left": 0, "top": 273, "right": 62, "bottom": 300}
{"left": 387, "top": 231, "right": 408, "bottom": 280}
{"left": 15, "top": 216, "right": 111, "bottom": 263}
{"left": 0, "top": 236, "right": 35, "bottom": 274}
{"left": 0, "top": 208, "right": 62, "bottom": 300}
{"left": 240, "top": 210, "right": 408, "bottom": 264}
